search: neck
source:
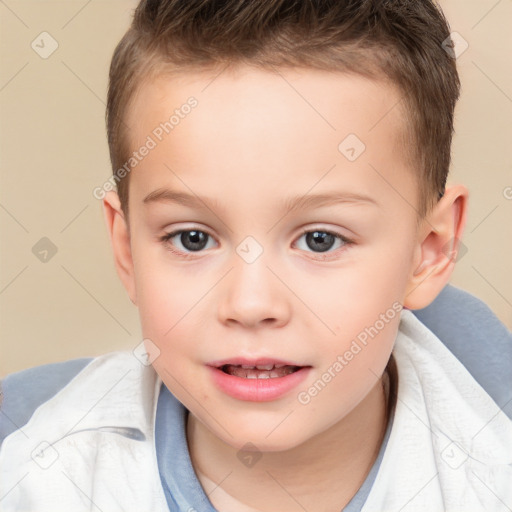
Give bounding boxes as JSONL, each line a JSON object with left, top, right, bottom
{"left": 187, "top": 367, "right": 392, "bottom": 512}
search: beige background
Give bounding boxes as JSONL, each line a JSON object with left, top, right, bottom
{"left": 1, "top": 0, "right": 511, "bottom": 377}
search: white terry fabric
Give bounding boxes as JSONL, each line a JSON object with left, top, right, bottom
{"left": 0, "top": 351, "right": 169, "bottom": 512}
{"left": 362, "top": 310, "right": 512, "bottom": 512}
{"left": 1, "top": 310, "right": 511, "bottom": 512}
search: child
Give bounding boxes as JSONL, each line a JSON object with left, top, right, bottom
{"left": 1, "top": 1, "right": 512, "bottom": 511}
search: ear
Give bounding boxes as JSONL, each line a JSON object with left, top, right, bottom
{"left": 102, "top": 191, "right": 137, "bottom": 305}
{"left": 404, "top": 184, "right": 469, "bottom": 310}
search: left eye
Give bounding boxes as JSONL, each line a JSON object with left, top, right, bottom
{"left": 294, "top": 230, "right": 350, "bottom": 254}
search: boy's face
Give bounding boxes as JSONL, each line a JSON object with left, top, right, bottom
{"left": 121, "top": 65, "right": 422, "bottom": 450}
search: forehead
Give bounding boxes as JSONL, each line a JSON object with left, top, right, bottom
{"left": 127, "top": 64, "right": 406, "bottom": 144}
{"left": 124, "top": 65, "right": 414, "bottom": 214}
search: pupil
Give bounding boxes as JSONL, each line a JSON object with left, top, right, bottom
{"left": 307, "top": 231, "right": 334, "bottom": 252}
{"left": 181, "top": 230, "right": 208, "bottom": 251}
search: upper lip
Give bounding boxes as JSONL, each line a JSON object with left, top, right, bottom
{"left": 207, "top": 357, "right": 306, "bottom": 368}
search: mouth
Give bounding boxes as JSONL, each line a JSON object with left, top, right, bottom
{"left": 218, "top": 363, "right": 303, "bottom": 379}
{"left": 207, "top": 359, "right": 311, "bottom": 401}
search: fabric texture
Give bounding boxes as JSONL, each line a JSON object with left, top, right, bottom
{"left": 414, "top": 285, "right": 512, "bottom": 418}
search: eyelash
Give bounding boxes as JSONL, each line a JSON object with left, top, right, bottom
{"left": 159, "top": 228, "right": 354, "bottom": 261}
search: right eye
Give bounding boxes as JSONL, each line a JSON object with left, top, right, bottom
{"left": 160, "top": 229, "right": 217, "bottom": 256}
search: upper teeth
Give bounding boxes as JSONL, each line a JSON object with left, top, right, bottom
{"left": 241, "top": 364, "right": 284, "bottom": 370}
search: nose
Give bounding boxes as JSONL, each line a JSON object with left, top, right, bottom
{"left": 217, "top": 254, "right": 291, "bottom": 329}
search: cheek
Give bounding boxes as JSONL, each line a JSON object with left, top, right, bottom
{"left": 307, "top": 312, "right": 399, "bottom": 419}
{"left": 304, "top": 256, "right": 408, "bottom": 335}
{"left": 132, "top": 247, "right": 204, "bottom": 334}
{"left": 297, "top": 248, "right": 408, "bottom": 383}
{"left": 132, "top": 251, "right": 213, "bottom": 376}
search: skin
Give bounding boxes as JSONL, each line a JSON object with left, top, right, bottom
{"left": 103, "top": 64, "right": 468, "bottom": 511}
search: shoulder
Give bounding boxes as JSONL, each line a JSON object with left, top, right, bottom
{"left": 412, "top": 284, "right": 512, "bottom": 418}
{"left": 0, "top": 357, "right": 93, "bottom": 447}
{"left": 378, "top": 311, "right": 512, "bottom": 510}
{"left": 0, "top": 350, "right": 156, "bottom": 449}
{"left": 412, "top": 284, "right": 512, "bottom": 371}
{"left": 414, "top": 284, "right": 511, "bottom": 338}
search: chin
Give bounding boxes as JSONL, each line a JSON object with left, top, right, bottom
{"left": 209, "top": 418, "right": 315, "bottom": 453}
{"left": 234, "top": 435, "right": 305, "bottom": 453}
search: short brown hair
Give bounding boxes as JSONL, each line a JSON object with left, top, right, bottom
{"left": 106, "top": 0, "right": 460, "bottom": 219}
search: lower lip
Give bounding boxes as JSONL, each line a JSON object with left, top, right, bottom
{"left": 208, "top": 366, "right": 311, "bottom": 402}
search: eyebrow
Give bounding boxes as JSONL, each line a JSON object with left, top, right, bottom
{"left": 142, "top": 188, "right": 378, "bottom": 212}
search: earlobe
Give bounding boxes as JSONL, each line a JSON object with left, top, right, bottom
{"left": 404, "top": 185, "right": 468, "bottom": 310}
{"left": 102, "top": 191, "right": 137, "bottom": 305}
